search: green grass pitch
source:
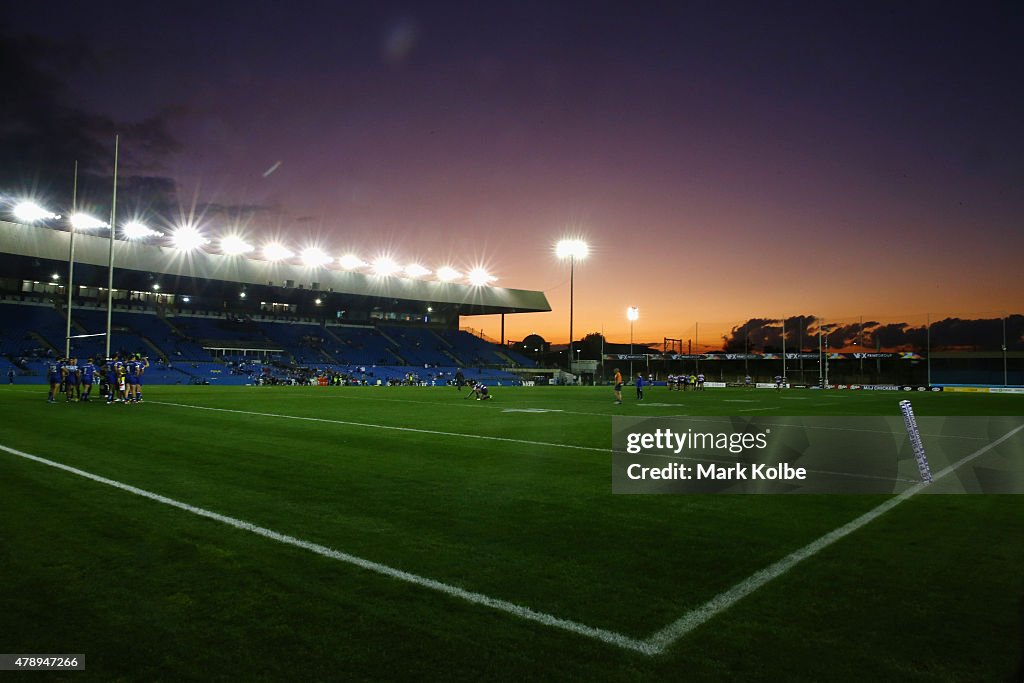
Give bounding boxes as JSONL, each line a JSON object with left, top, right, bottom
{"left": 1, "top": 384, "right": 1022, "bottom": 681}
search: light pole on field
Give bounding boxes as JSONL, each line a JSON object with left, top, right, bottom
{"left": 555, "top": 238, "right": 589, "bottom": 370}
{"left": 627, "top": 306, "right": 639, "bottom": 378}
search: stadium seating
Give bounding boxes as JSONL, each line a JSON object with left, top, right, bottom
{"left": 1, "top": 301, "right": 529, "bottom": 385}
{"left": 380, "top": 325, "right": 455, "bottom": 366}
{"left": 324, "top": 325, "right": 398, "bottom": 366}
{"left": 0, "top": 302, "right": 66, "bottom": 359}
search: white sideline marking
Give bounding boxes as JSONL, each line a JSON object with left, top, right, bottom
{"left": 643, "top": 422, "right": 1024, "bottom": 654}
{"left": 0, "top": 442, "right": 654, "bottom": 656}
{"left": 737, "top": 407, "right": 780, "bottom": 412}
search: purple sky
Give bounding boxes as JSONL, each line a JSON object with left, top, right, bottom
{"left": 5, "top": 1, "right": 1023, "bottom": 343}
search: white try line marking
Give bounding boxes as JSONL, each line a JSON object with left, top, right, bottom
{"left": 0, "top": 442, "right": 653, "bottom": 655}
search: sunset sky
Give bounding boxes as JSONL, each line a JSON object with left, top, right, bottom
{"left": 4, "top": 2, "right": 1022, "bottom": 345}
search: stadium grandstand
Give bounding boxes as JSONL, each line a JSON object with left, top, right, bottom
{"left": 0, "top": 219, "right": 547, "bottom": 387}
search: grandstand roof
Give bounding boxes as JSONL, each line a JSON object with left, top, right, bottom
{"left": 0, "top": 220, "right": 551, "bottom": 315}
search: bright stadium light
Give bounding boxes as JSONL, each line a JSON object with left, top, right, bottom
{"left": 13, "top": 201, "right": 59, "bottom": 223}
{"left": 338, "top": 254, "right": 367, "bottom": 270}
{"left": 220, "top": 234, "right": 254, "bottom": 256}
{"left": 122, "top": 221, "right": 162, "bottom": 239}
{"left": 404, "top": 263, "right": 431, "bottom": 278}
{"left": 555, "top": 238, "right": 589, "bottom": 260}
{"left": 627, "top": 306, "right": 639, "bottom": 322}
{"left": 263, "top": 242, "right": 294, "bottom": 261}
{"left": 468, "top": 267, "right": 496, "bottom": 286}
{"left": 171, "top": 225, "right": 209, "bottom": 251}
{"left": 153, "top": 284, "right": 161, "bottom": 291}
{"left": 556, "top": 238, "right": 589, "bottom": 366}
{"left": 70, "top": 213, "right": 109, "bottom": 230}
{"left": 300, "top": 246, "right": 332, "bottom": 267}
{"left": 436, "top": 266, "right": 461, "bottom": 282}
{"left": 372, "top": 257, "right": 401, "bottom": 276}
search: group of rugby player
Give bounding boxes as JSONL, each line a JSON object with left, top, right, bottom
{"left": 45, "top": 354, "right": 150, "bottom": 405}
{"left": 667, "top": 373, "right": 705, "bottom": 391}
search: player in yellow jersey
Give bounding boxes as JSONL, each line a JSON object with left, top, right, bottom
{"left": 612, "top": 368, "right": 623, "bottom": 405}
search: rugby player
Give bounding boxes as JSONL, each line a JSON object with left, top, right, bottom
{"left": 46, "top": 357, "right": 62, "bottom": 403}
{"left": 612, "top": 368, "right": 623, "bottom": 405}
{"left": 126, "top": 354, "right": 148, "bottom": 403}
{"left": 79, "top": 357, "right": 97, "bottom": 401}
{"left": 63, "top": 357, "right": 80, "bottom": 402}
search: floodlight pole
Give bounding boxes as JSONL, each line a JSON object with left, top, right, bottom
{"left": 799, "top": 318, "right": 804, "bottom": 378}
{"left": 926, "top": 313, "right": 931, "bottom": 387}
{"left": 568, "top": 255, "right": 575, "bottom": 369}
{"left": 859, "top": 315, "right": 864, "bottom": 378}
{"left": 629, "top": 317, "right": 634, "bottom": 378}
{"left": 781, "top": 315, "right": 786, "bottom": 382}
{"left": 744, "top": 328, "right": 749, "bottom": 377}
{"left": 105, "top": 135, "right": 119, "bottom": 359}
{"left": 64, "top": 161, "right": 78, "bottom": 358}
{"left": 823, "top": 318, "right": 830, "bottom": 387}
{"left": 695, "top": 322, "right": 699, "bottom": 374}
{"left": 817, "top": 316, "right": 823, "bottom": 387}
{"left": 1003, "top": 315, "right": 1008, "bottom": 387}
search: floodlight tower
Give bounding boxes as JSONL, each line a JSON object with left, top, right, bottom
{"left": 555, "top": 239, "right": 589, "bottom": 369}
{"left": 627, "top": 306, "right": 639, "bottom": 377}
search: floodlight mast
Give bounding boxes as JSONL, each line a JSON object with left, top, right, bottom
{"left": 627, "top": 306, "right": 639, "bottom": 377}
{"left": 556, "top": 239, "right": 589, "bottom": 369}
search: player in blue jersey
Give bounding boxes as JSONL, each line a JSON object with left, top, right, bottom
{"left": 127, "top": 354, "right": 149, "bottom": 403}
{"left": 136, "top": 355, "right": 150, "bottom": 402}
{"left": 64, "top": 357, "right": 81, "bottom": 402}
{"left": 46, "top": 358, "right": 63, "bottom": 403}
{"left": 105, "top": 355, "right": 121, "bottom": 404}
{"left": 79, "top": 358, "right": 97, "bottom": 402}
{"left": 125, "top": 355, "right": 139, "bottom": 403}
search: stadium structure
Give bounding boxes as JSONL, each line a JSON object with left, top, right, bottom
{"left": 0, "top": 219, "right": 549, "bottom": 386}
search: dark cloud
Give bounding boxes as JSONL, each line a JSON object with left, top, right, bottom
{"left": 0, "top": 27, "right": 180, "bottom": 214}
